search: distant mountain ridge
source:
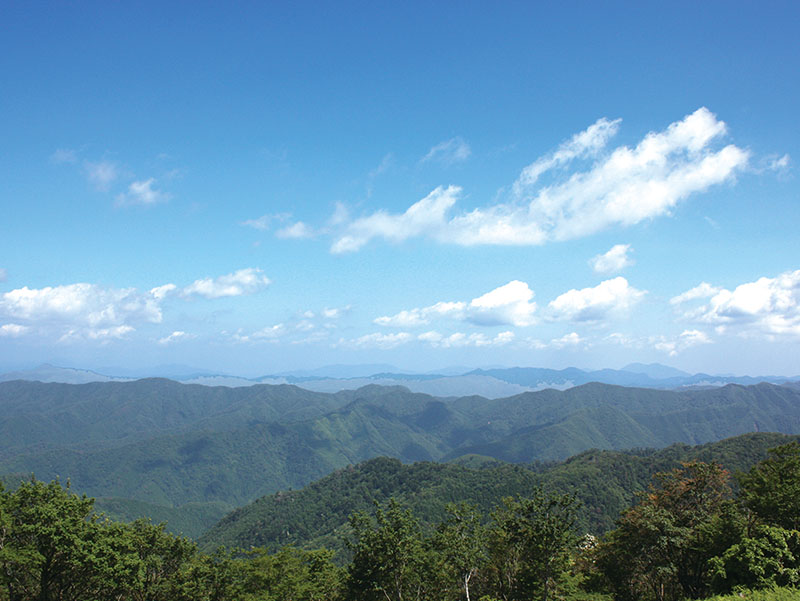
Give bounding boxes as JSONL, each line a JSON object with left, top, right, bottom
{"left": 2, "top": 362, "right": 798, "bottom": 399}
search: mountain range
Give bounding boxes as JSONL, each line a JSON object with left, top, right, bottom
{"left": 3, "top": 362, "right": 798, "bottom": 398}
{"left": 1, "top": 376, "right": 800, "bottom": 539}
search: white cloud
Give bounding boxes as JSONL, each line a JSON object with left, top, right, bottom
{"left": 329, "top": 108, "right": 750, "bottom": 252}
{"left": 322, "top": 306, "right": 349, "bottom": 319}
{"left": 548, "top": 277, "right": 646, "bottom": 322}
{"left": 590, "top": 244, "right": 633, "bottom": 274}
{"left": 150, "top": 283, "right": 177, "bottom": 300}
{"left": 241, "top": 215, "right": 273, "bottom": 230}
{"left": 115, "top": 178, "right": 169, "bottom": 206}
{"left": 0, "top": 323, "right": 28, "bottom": 337}
{"left": 332, "top": 185, "right": 459, "bottom": 253}
{"left": 670, "top": 282, "right": 721, "bottom": 305}
{"left": 766, "top": 154, "right": 791, "bottom": 172}
{"left": 346, "top": 332, "right": 413, "bottom": 349}
{"left": 417, "top": 330, "right": 515, "bottom": 348}
{"left": 550, "top": 332, "right": 585, "bottom": 348}
{"left": 654, "top": 329, "right": 712, "bottom": 356}
{"left": 512, "top": 117, "right": 621, "bottom": 192}
{"left": 417, "top": 330, "right": 514, "bottom": 348}
{"left": 421, "top": 137, "right": 471, "bottom": 165}
{"left": 253, "top": 324, "right": 285, "bottom": 339}
{"left": 673, "top": 270, "right": 800, "bottom": 337}
{"left": 277, "top": 221, "right": 315, "bottom": 239}
{"left": 0, "top": 283, "right": 164, "bottom": 330}
{"left": 183, "top": 268, "right": 271, "bottom": 299}
{"left": 59, "top": 325, "right": 135, "bottom": 342}
{"left": 375, "top": 309, "right": 432, "bottom": 328}
{"left": 375, "top": 280, "right": 536, "bottom": 328}
{"left": 158, "top": 330, "right": 195, "bottom": 345}
{"left": 467, "top": 280, "right": 537, "bottom": 326}
{"left": 0, "top": 268, "right": 6, "bottom": 282}
{"left": 85, "top": 160, "right": 119, "bottom": 191}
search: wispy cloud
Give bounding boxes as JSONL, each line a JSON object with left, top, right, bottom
{"left": 590, "top": 244, "right": 633, "bottom": 274}
{"left": 115, "top": 178, "right": 170, "bottom": 207}
{"left": 332, "top": 185, "right": 460, "bottom": 253}
{"left": 277, "top": 221, "right": 315, "bottom": 239}
{"left": 342, "top": 331, "right": 413, "bottom": 349}
{"left": 0, "top": 323, "right": 29, "bottom": 337}
{"left": 158, "top": 330, "right": 196, "bottom": 345}
{"left": 421, "top": 137, "right": 471, "bottom": 166}
{"left": 330, "top": 108, "right": 749, "bottom": 252}
{"left": 512, "top": 117, "right": 620, "bottom": 193}
{"left": 50, "top": 148, "right": 78, "bottom": 164}
{"left": 85, "top": 160, "right": 119, "bottom": 191}
{"left": 0, "top": 268, "right": 6, "bottom": 283}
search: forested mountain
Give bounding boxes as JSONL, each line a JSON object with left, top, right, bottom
{"left": 2, "top": 378, "right": 800, "bottom": 539}
{"left": 199, "top": 432, "right": 798, "bottom": 553}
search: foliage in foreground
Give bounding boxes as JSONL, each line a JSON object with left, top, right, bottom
{"left": 1, "top": 441, "right": 800, "bottom": 601}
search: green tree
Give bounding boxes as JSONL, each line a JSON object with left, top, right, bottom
{"left": 433, "top": 503, "right": 486, "bottom": 601}
{"left": 484, "top": 491, "right": 580, "bottom": 601}
{"left": 126, "top": 519, "right": 198, "bottom": 601}
{"left": 738, "top": 442, "right": 800, "bottom": 531}
{"left": 242, "top": 545, "right": 342, "bottom": 601}
{"left": 346, "top": 498, "right": 434, "bottom": 601}
{"left": 595, "top": 461, "right": 731, "bottom": 601}
{"left": 0, "top": 478, "right": 143, "bottom": 601}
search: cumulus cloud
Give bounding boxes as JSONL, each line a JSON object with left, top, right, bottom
{"left": 0, "top": 281, "right": 171, "bottom": 342}
{"left": 548, "top": 277, "right": 646, "bottom": 322}
{"left": 330, "top": 108, "right": 749, "bottom": 252}
{"left": 183, "top": 268, "right": 270, "bottom": 299}
{"left": 0, "top": 283, "right": 164, "bottom": 328}
{"left": 590, "top": 244, "right": 633, "bottom": 274}
{"left": 654, "top": 329, "right": 712, "bottom": 356}
{"left": 115, "top": 178, "right": 170, "bottom": 206}
{"left": 672, "top": 270, "right": 800, "bottom": 337}
{"left": 0, "top": 323, "right": 28, "bottom": 337}
{"left": 85, "top": 160, "right": 119, "bottom": 191}
{"left": 418, "top": 330, "right": 514, "bottom": 348}
{"left": 375, "top": 280, "right": 537, "bottom": 328}
{"left": 421, "top": 137, "right": 471, "bottom": 165}
{"left": 550, "top": 332, "right": 585, "bottom": 348}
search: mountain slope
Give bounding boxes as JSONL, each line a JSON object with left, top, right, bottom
{"left": 199, "top": 432, "right": 798, "bottom": 553}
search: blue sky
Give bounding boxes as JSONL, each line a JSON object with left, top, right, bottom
{"left": 1, "top": 1, "right": 799, "bottom": 376}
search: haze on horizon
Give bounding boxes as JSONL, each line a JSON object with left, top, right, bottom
{"left": 1, "top": 3, "right": 798, "bottom": 377}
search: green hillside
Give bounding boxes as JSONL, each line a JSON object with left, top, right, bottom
{"left": 199, "top": 432, "right": 799, "bottom": 553}
{"left": 3, "top": 379, "right": 800, "bottom": 539}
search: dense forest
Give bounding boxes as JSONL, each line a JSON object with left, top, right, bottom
{"left": 2, "top": 439, "right": 800, "bottom": 601}
{"left": 3, "top": 379, "right": 800, "bottom": 540}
